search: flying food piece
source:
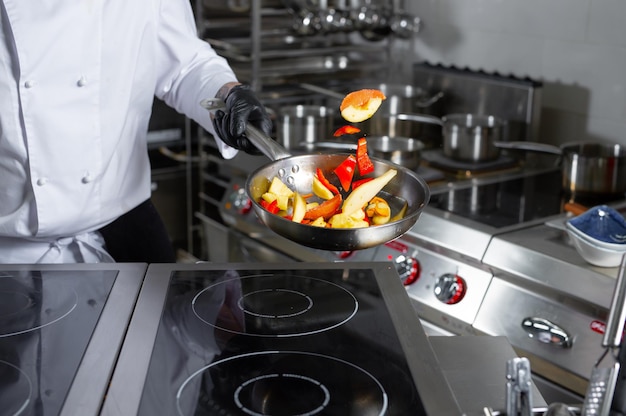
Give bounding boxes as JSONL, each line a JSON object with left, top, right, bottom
{"left": 339, "top": 89, "right": 386, "bottom": 123}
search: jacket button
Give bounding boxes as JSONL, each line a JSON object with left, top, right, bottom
{"left": 77, "top": 76, "right": 87, "bottom": 87}
{"left": 81, "top": 174, "right": 93, "bottom": 184}
{"left": 36, "top": 177, "right": 48, "bottom": 186}
{"left": 24, "top": 80, "right": 35, "bottom": 88}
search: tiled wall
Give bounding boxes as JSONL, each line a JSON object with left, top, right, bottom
{"left": 402, "top": 0, "right": 626, "bottom": 147}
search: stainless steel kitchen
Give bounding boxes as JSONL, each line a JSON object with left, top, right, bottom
{"left": 2, "top": 0, "right": 626, "bottom": 415}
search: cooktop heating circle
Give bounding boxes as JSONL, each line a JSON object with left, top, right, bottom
{"left": 0, "top": 360, "right": 32, "bottom": 415}
{"left": 237, "top": 289, "right": 313, "bottom": 318}
{"left": 0, "top": 276, "right": 78, "bottom": 338}
{"left": 192, "top": 274, "right": 358, "bottom": 337}
{"left": 176, "top": 351, "right": 388, "bottom": 416}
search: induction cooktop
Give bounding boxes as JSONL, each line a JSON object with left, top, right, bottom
{"left": 0, "top": 263, "right": 145, "bottom": 416}
{"left": 102, "top": 262, "right": 463, "bottom": 416}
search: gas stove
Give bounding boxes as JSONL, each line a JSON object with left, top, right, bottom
{"left": 101, "top": 262, "right": 465, "bottom": 415}
{"left": 0, "top": 263, "right": 145, "bottom": 416}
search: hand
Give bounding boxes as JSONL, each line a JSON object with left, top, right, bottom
{"left": 212, "top": 84, "right": 273, "bottom": 155}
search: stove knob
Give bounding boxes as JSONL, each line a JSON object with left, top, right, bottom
{"left": 434, "top": 273, "right": 466, "bottom": 304}
{"left": 394, "top": 255, "right": 420, "bottom": 286}
{"left": 230, "top": 188, "right": 252, "bottom": 214}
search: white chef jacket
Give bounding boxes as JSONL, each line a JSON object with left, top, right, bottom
{"left": 0, "top": 0, "right": 239, "bottom": 263}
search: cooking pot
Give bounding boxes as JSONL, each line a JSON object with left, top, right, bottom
{"left": 277, "top": 105, "right": 336, "bottom": 150}
{"left": 493, "top": 140, "right": 626, "bottom": 197}
{"left": 303, "top": 136, "right": 424, "bottom": 170}
{"left": 392, "top": 113, "right": 560, "bottom": 162}
{"left": 560, "top": 142, "right": 626, "bottom": 197}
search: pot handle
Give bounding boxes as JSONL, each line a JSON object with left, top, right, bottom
{"left": 394, "top": 113, "right": 444, "bottom": 125}
{"left": 415, "top": 91, "right": 444, "bottom": 108}
{"left": 494, "top": 141, "right": 562, "bottom": 155}
{"left": 298, "top": 83, "right": 345, "bottom": 100}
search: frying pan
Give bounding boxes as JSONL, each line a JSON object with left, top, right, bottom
{"left": 202, "top": 98, "right": 430, "bottom": 251}
{"left": 243, "top": 125, "right": 430, "bottom": 251}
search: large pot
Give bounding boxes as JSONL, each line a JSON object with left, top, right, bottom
{"left": 277, "top": 105, "right": 336, "bottom": 150}
{"left": 364, "top": 84, "right": 444, "bottom": 143}
{"left": 397, "top": 113, "right": 559, "bottom": 162}
{"left": 561, "top": 142, "right": 626, "bottom": 197}
{"left": 441, "top": 114, "right": 507, "bottom": 162}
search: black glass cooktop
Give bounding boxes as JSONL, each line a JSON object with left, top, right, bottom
{"left": 428, "top": 170, "right": 617, "bottom": 229}
{"left": 0, "top": 269, "right": 117, "bottom": 416}
{"left": 135, "top": 267, "right": 428, "bottom": 416}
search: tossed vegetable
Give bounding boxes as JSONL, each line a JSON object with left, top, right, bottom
{"left": 339, "top": 89, "right": 386, "bottom": 123}
{"left": 356, "top": 137, "right": 374, "bottom": 175}
{"left": 334, "top": 154, "right": 357, "bottom": 191}
{"left": 342, "top": 169, "right": 397, "bottom": 216}
{"left": 292, "top": 192, "right": 307, "bottom": 223}
{"left": 304, "top": 194, "right": 342, "bottom": 221}
{"left": 333, "top": 125, "right": 361, "bottom": 137}
{"left": 316, "top": 168, "right": 339, "bottom": 195}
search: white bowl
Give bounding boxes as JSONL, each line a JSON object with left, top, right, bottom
{"left": 565, "top": 222, "right": 626, "bottom": 251}
{"left": 566, "top": 227, "right": 626, "bottom": 267}
{"left": 566, "top": 205, "right": 626, "bottom": 249}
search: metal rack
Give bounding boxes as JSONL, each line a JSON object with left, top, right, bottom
{"left": 194, "top": 0, "right": 418, "bottom": 93}
{"left": 191, "top": 0, "right": 420, "bottom": 260}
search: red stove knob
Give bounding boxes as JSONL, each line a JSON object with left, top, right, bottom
{"left": 434, "top": 273, "right": 466, "bottom": 304}
{"left": 240, "top": 198, "right": 252, "bottom": 214}
{"left": 393, "top": 255, "right": 420, "bottom": 286}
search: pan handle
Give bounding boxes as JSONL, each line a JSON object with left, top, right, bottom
{"left": 245, "top": 124, "right": 292, "bottom": 161}
{"left": 494, "top": 141, "right": 562, "bottom": 155}
{"left": 200, "top": 98, "right": 292, "bottom": 161}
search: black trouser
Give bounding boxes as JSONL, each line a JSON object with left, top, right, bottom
{"left": 99, "top": 199, "right": 176, "bottom": 263}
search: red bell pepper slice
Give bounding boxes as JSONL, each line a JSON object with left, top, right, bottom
{"left": 334, "top": 154, "right": 357, "bottom": 191}
{"left": 316, "top": 168, "right": 339, "bottom": 195}
{"left": 303, "top": 194, "right": 342, "bottom": 220}
{"left": 356, "top": 137, "right": 374, "bottom": 176}
{"left": 333, "top": 125, "right": 362, "bottom": 137}
{"left": 352, "top": 177, "right": 374, "bottom": 189}
{"left": 260, "top": 199, "right": 280, "bottom": 214}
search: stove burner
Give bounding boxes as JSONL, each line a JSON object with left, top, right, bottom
{"left": 193, "top": 274, "right": 358, "bottom": 338}
{"left": 176, "top": 351, "right": 388, "bottom": 416}
{"left": 234, "top": 372, "right": 330, "bottom": 415}
{"left": 0, "top": 276, "right": 78, "bottom": 338}
{"left": 238, "top": 289, "right": 313, "bottom": 319}
{"left": 0, "top": 360, "right": 32, "bottom": 415}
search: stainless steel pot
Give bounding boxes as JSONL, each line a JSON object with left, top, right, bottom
{"left": 244, "top": 125, "right": 430, "bottom": 251}
{"left": 474, "top": 139, "right": 626, "bottom": 196}
{"left": 364, "top": 84, "right": 444, "bottom": 141}
{"left": 441, "top": 114, "right": 506, "bottom": 162}
{"left": 277, "top": 105, "right": 336, "bottom": 150}
{"left": 560, "top": 142, "right": 626, "bottom": 196}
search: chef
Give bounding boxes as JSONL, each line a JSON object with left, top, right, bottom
{"left": 0, "top": 0, "right": 272, "bottom": 264}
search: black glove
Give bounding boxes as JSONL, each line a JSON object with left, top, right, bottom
{"left": 212, "top": 84, "right": 273, "bottom": 155}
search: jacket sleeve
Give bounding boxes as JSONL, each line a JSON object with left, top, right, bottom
{"left": 154, "top": 0, "right": 239, "bottom": 159}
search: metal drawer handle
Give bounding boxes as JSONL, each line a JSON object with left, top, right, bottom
{"left": 521, "top": 317, "right": 572, "bottom": 348}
